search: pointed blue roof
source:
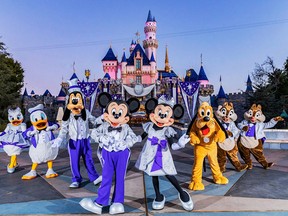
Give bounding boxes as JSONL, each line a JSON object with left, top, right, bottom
{"left": 30, "top": 90, "right": 35, "bottom": 95}
{"left": 245, "top": 75, "right": 253, "bottom": 92}
{"left": 70, "top": 73, "right": 79, "bottom": 80}
{"left": 127, "top": 43, "right": 150, "bottom": 66}
{"left": 150, "top": 52, "right": 156, "bottom": 62}
{"left": 247, "top": 75, "right": 252, "bottom": 83}
{"left": 217, "top": 85, "right": 228, "bottom": 99}
{"left": 197, "top": 65, "right": 208, "bottom": 81}
{"left": 131, "top": 40, "right": 134, "bottom": 45}
{"left": 157, "top": 69, "right": 178, "bottom": 79}
{"left": 102, "top": 47, "right": 117, "bottom": 61}
{"left": 43, "top": 89, "right": 52, "bottom": 96}
{"left": 185, "top": 69, "right": 198, "bottom": 82}
{"left": 121, "top": 52, "right": 127, "bottom": 62}
{"left": 104, "top": 73, "right": 111, "bottom": 80}
{"left": 153, "top": 16, "right": 156, "bottom": 22}
{"left": 23, "top": 88, "right": 28, "bottom": 96}
{"left": 146, "top": 10, "right": 153, "bottom": 22}
{"left": 57, "top": 88, "right": 66, "bottom": 97}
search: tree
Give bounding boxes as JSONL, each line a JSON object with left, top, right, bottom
{"left": 250, "top": 57, "right": 288, "bottom": 126}
{"left": 0, "top": 41, "right": 24, "bottom": 127}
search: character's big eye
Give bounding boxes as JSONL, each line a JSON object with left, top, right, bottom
{"left": 221, "top": 108, "right": 226, "bottom": 115}
{"left": 255, "top": 111, "right": 261, "bottom": 118}
{"left": 32, "top": 116, "right": 38, "bottom": 122}
{"left": 158, "top": 110, "right": 162, "bottom": 116}
{"left": 229, "top": 110, "right": 234, "bottom": 116}
{"left": 17, "top": 115, "right": 21, "bottom": 120}
{"left": 41, "top": 113, "right": 46, "bottom": 120}
{"left": 164, "top": 111, "right": 169, "bottom": 118}
{"left": 200, "top": 109, "right": 205, "bottom": 116}
{"left": 119, "top": 109, "right": 123, "bottom": 117}
{"left": 247, "top": 110, "right": 252, "bottom": 116}
{"left": 112, "top": 108, "right": 116, "bottom": 116}
{"left": 206, "top": 110, "right": 211, "bottom": 116}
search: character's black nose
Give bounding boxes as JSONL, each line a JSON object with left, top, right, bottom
{"left": 160, "top": 114, "right": 165, "bottom": 119}
{"left": 72, "top": 99, "right": 78, "bottom": 105}
{"left": 204, "top": 116, "right": 210, "bottom": 122}
{"left": 114, "top": 114, "right": 119, "bottom": 119}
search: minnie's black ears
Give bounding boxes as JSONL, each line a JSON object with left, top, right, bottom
{"left": 145, "top": 98, "right": 158, "bottom": 114}
{"left": 98, "top": 92, "right": 112, "bottom": 108}
{"left": 127, "top": 98, "right": 140, "bottom": 113}
{"left": 173, "top": 104, "right": 184, "bottom": 120}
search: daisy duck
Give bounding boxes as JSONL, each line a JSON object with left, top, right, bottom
{"left": 0, "top": 107, "right": 27, "bottom": 173}
{"left": 22, "top": 104, "right": 60, "bottom": 179}
{"left": 55, "top": 78, "right": 103, "bottom": 188}
{"left": 80, "top": 92, "right": 141, "bottom": 215}
{"left": 135, "top": 96, "right": 193, "bottom": 211}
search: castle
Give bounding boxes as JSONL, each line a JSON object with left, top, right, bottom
{"left": 22, "top": 11, "right": 253, "bottom": 123}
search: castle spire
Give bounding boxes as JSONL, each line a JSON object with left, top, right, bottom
{"left": 164, "top": 45, "right": 170, "bottom": 72}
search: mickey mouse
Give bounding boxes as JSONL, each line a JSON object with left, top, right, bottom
{"left": 135, "top": 95, "right": 193, "bottom": 211}
{"left": 80, "top": 92, "right": 141, "bottom": 215}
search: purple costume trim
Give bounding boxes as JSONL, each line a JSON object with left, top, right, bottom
{"left": 148, "top": 136, "right": 167, "bottom": 172}
{"left": 22, "top": 122, "right": 57, "bottom": 148}
{"left": 68, "top": 138, "right": 99, "bottom": 183}
{"left": 95, "top": 148, "right": 130, "bottom": 206}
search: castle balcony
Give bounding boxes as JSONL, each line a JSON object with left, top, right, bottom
{"left": 199, "top": 84, "right": 214, "bottom": 96}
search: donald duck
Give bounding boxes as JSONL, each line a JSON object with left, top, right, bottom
{"left": 22, "top": 104, "right": 60, "bottom": 180}
{"left": 0, "top": 107, "right": 27, "bottom": 173}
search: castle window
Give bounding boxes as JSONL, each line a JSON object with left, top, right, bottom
{"left": 136, "top": 59, "right": 141, "bottom": 70}
{"left": 136, "top": 75, "right": 142, "bottom": 84}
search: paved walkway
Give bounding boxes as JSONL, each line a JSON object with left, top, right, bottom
{"left": 1, "top": 126, "right": 288, "bottom": 215}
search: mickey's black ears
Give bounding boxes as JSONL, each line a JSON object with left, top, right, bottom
{"left": 145, "top": 98, "right": 158, "bottom": 114}
{"left": 173, "top": 104, "right": 184, "bottom": 120}
{"left": 127, "top": 98, "right": 140, "bottom": 113}
{"left": 98, "top": 92, "right": 112, "bottom": 108}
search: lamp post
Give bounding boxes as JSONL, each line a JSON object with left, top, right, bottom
{"left": 85, "top": 69, "right": 91, "bottom": 82}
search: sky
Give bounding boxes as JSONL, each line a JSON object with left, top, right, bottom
{"left": 1, "top": 0, "right": 288, "bottom": 96}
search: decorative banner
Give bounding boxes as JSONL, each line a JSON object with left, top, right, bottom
{"left": 122, "top": 84, "right": 155, "bottom": 97}
{"left": 179, "top": 81, "right": 200, "bottom": 120}
{"left": 111, "top": 94, "right": 123, "bottom": 100}
{"left": 78, "top": 81, "right": 99, "bottom": 112}
{"left": 179, "top": 82, "right": 200, "bottom": 96}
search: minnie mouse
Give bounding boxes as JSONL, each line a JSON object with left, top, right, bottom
{"left": 80, "top": 92, "right": 141, "bottom": 215}
{"left": 135, "top": 95, "right": 193, "bottom": 211}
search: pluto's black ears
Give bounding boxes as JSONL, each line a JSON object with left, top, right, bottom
{"left": 145, "top": 98, "right": 158, "bottom": 114}
{"left": 127, "top": 98, "right": 140, "bottom": 113}
{"left": 98, "top": 92, "right": 112, "bottom": 108}
{"left": 62, "top": 108, "right": 71, "bottom": 121}
{"left": 173, "top": 104, "right": 184, "bottom": 120}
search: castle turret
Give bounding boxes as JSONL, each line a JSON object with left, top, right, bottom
{"left": 217, "top": 80, "right": 228, "bottom": 105}
{"left": 246, "top": 75, "right": 253, "bottom": 93}
{"left": 150, "top": 52, "right": 157, "bottom": 75}
{"left": 129, "top": 40, "right": 136, "bottom": 54}
{"left": 197, "top": 65, "right": 214, "bottom": 96}
{"left": 102, "top": 47, "right": 118, "bottom": 80}
{"left": 164, "top": 45, "right": 170, "bottom": 72}
{"left": 143, "top": 10, "right": 158, "bottom": 61}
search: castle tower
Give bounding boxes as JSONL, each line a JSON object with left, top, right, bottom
{"left": 143, "top": 10, "right": 158, "bottom": 61}
{"left": 121, "top": 51, "right": 127, "bottom": 80}
{"left": 102, "top": 47, "right": 118, "bottom": 80}
{"left": 217, "top": 77, "right": 228, "bottom": 105}
{"left": 197, "top": 64, "right": 214, "bottom": 96}
{"left": 129, "top": 40, "right": 136, "bottom": 54}
{"left": 245, "top": 75, "right": 253, "bottom": 93}
{"left": 164, "top": 45, "right": 170, "bottom": 72}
